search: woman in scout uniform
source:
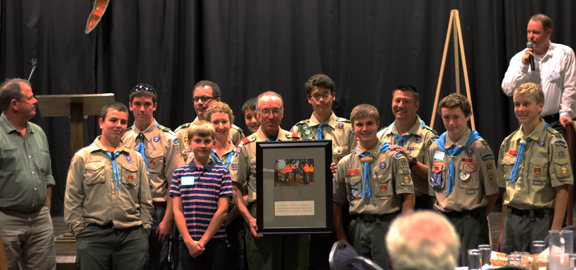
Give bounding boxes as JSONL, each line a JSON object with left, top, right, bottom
{"left": 496, "top": 82, "right": 573, "bottom": 254}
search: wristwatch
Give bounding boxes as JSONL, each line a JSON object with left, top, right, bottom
{"left": 409, "top": 157, "right": 418, "bottom": 168}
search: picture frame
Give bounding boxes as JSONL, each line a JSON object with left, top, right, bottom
{"left": 256, "top": 140, "right": 333, "bottom": 234}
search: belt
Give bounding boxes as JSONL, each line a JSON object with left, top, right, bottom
{"left": 0, "top": 207, "right": 42, "bottom": 214}
{"left": 153, "top": 201, "right": 167, "bottom": 208}
{"left": 508, "top": 207, "right": 550, "bottom": 221}
{"left": 443, "top": 207, "right": 484, "bottom": 218}
{"left": 355, "top": 212, "right": 397, "bottom": 223}
{"left": 543, "top": 113, "right": 560, "bottom": 123}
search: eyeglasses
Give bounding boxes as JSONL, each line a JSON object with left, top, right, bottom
{"left": 260, "top": 108, "right": 283, "bottom": 116}
{"left": 311, "top": 93, "right": 331, "bottom": 101}
{"left": 130, "top": 84, "right": 157, "bottom": 95}
{"left": 193, "top": 96, "right": 216, "bottom": 103}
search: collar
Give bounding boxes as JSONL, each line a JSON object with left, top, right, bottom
{"left": 444, "top": 128, "right": 471, "bottom": 149}
{"left": 255, "top": 126, "right": 287, "bottom": 141}
{"left": 0, "top": 113, "right": 33, "bottom": 135}
{"left": 91, "top": 136, "right": 129, "bottom": 155}
{"left": 356, "top": 141, "right": 383, "bottom": 158}
{"left": 308, "top": 111, "right": 337, "bottom": 129}
{"left": 188, "top": 159, "right": 216, "bottom": 172}
{"left": 386, "top": 114, "right": 424, "bottom": 136}
{"left": 213, "top": 139, "right": 236, "bottom": 155}
{"left": 512, "top": 118, "right": 547, "bottom": 142}
{"left": 132, "top": 119, "right": 159, "bottom": 141}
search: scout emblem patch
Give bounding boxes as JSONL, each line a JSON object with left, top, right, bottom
{"left": 393, "top": 152, "right": 403, "bottom": 159}
{"left": 172, "top": 138, "right": 179, "bottom": 146}
{"left": 534, "top": 167, "right": 541, "bottom": 175}
{"left": 351, "top": 184, "right": 360, "bottom": 197}
{"left": 149, "top": 160, "right": 156, "bottom": 168}
{"left": 379, "top": 162, "right": 386, "bottom": 169}
{"left": 236, "top": 146, "right": 242, "bottom": 154}
{"left": 153, "top": 136, "right": 160, "bottom": 142}
{"left": 231, "top": 163, "right": 238, "bottom": 170}
{"left": 488, "top": 174, "right": 495, "bottom": 184}
{"left": 538, "top": 141, "right": 545, "bottom": 147}
{"left": 466, "top": 147, "right": 475, "bottom": 157}
{"left": 430, "top": 173, "right": 442, "bottom": 189}
{"left": 415, "top": 135, "right": 423, "bottom": 143}
{"left": 125, "top": 156, "right": 132, "bottom": 163}
{"left": 459, "top": 171, "right": 471, "bottom": 181}
{"left": 338, "top": 123, "right": 344, "bottom": 129}
{"left": 308, "top": 134, "right": 314, "bottom": 140}
{"left": 380, "top": 185, "right": 387, "bottom": 192}
{"left": 558, "top": 150, "right": 567, "bottom": 158}
{"left": 480, "top": 153, "right": 494, "bottom": 161}
{"left": 127, "top": 174, "right": 135, "bottom": 184}
{"left": 184, "top": 136, "right": 189, "bottom": 144}
{"left": 430, "top": 135, "right": 439, "bottom": 142}
{"left": 462, "top": 163, "right": 477, "bottom": 172}
{"left": 553, "top": 140, "right": 567, "bottom": 149}
{"left": 402, "top": 176, "right": 410, "bottom": 185}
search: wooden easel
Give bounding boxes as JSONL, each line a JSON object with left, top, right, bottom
{"left": 430, "top": 9, "right": 476, "bottom": 130}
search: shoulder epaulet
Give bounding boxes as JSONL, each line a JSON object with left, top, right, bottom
{"left": 294, "top": 120, "right": 308, "bottom": 126}
{"left": 237, "top": 137, "right": 251, "bottom": 147}
{"left": 158, "top": 124, "right": 173, "bottom": 133}
{"left": 232, "top": 124, "right": 243, "bottom": 134}
{"left": 292, "top": 131, "right": 300, "bottom": 139}
{"left": 478, "top": 138, "right": 489, "bottom": 146}
{"left": 546, "top": 126, "right": 563, "bottom": 138}
{"left": 430, "top": 135, "right": 440, "bottom": 142}
{"left": 336, "top": 117, "right": 351, "bottom": 123}
{"left": 174, "top": 123, "right": 191, "bottom": 132}
{"left": 424, "top": 126, "right": 439, "bottom": 135}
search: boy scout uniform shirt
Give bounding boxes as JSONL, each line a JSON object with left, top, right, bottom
{"left": 122, "top": 119, "right": 184, "bottom": 202}
{"left": 377, "top": 115, "right": 438, "bottom": 197}
{"left": 64, "top": 137, "right": 154, "bottom": 237}
{"left": 498, "top": 119, "right": 573, "bottom": 209}
{"left": 292, "top": 112, "right": 357, "bottom": 163}
{"left": 174, "top": 117, "right": 244, "bottom": 163}
{"left": 333, "top": 141, "right": 414, "bottom": 215}
{"left": 428, "top": 129, "right": 499, "bottom": 212}
{"left": 229, "top": 126, "right": 297, "bottom": 204}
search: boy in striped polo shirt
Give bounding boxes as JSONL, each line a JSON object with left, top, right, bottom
{"left": 170, "top": 121, "right": 233, "bottom": 270}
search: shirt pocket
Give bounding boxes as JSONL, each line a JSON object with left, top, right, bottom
{"left": 553, "top": 158, "right": 571, "bottom": 180}
{"left": 84, "top": 161, "right": 106, "bottom": 186}
{"left": 0, "top": 146, "right": 22, "bottom": 172}
{"left": 121, "top": 162, "right": 140, "bottom": 190}
{"left": 147, "top": 151, "right": 164, "bottom": 175}
{"left": 346, "top": 175, "right": 363, "bottom": 201}
{"left": 458, "top": 163, "right": 479, "bottom": 189}
{"left": 374, "top": 169, "right": 391, "bottom": 196}
{"left": 333, "top": 145, "right": 349, "bottom": 163}
{"left": 501, "top": 155, "right": 516, "bottom": 181}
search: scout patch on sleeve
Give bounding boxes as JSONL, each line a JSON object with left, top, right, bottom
{"left": 557, "top": 149, "right": 568, "bottom": 159}
{"left": 480, "top": 153, "right": 494, "bottom": 161}
{"left": 433, "top": 150, "right": 445, "bottom": 161}
{"left": 393, "top": 152, "right": 404, "bottom": 159}
{"left": 430, "top": 135, "right": 439, "bottom": 142}
{"left": 172, "top": 138, "right": 179, "bottom": 146}
{"left": 401, "top": 175, "right": 412, "bottom": 186}
{"left": 553, "top": 140, "right": 567, "bottom": 149}
{"left": 488, "top": 174, "right": 495, "bottom": 185}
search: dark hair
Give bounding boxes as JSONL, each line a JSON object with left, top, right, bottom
{"left": 437, "top": 93, "right": 472, "bottom": 117}
{"left": 351, "top": 104, "right": 380, "bottom": 123}
{"left": 0, "top": 78, "right": 30, "bottom": 111}
{"left": 129, "top": 83, "right": 157, "bottom": 103}
{"left": 392, "top": 84, "right": 419, "bottom": 103}
{"left": 530, "top": 14, "right": 553, "bottom": 32}
{"left": 101, "top": 102, "right": 129, "bottom": 120}
{"left": 242, "top": 97, "right": 258, "bottom": 115}
{"left": 304, "top": 74, "right": 335, "bottom": 96}
{"left": 194, "top": 80, "right": 221, "bottom": 98}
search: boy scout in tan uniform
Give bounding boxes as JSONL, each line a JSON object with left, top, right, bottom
{"left": 230, "top": 92, "right": 309, "bottom": 270}
{"left": 122, "top": 83, "right": 184, "bottom": 270}
{"left": 427, "top": 93, "right": 498, "bottom": 267}
{"left": 65, "top": 102, "right": 154, "bottom": 270}
{"left": 496, "top": 82, "right": 573, "bottom": 254}
{"left": 334, "top": 104, "right": 414, "bottom": 270}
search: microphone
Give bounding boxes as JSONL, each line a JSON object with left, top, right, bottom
{"left": 527, "top": 41, "right": 535, "bottom": 71}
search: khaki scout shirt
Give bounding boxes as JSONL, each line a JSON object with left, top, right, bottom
{"left": 64, "top": 137, "right": 154, "bottom": 237}
{"left": 229, "top": 126, "right": 297, "bottom": 203}
{"left": 122, "top": 119, "right": 184, "bottom": 202}
{"left": 498, "top": 119, "right": 574, "bottom": 209}
{"left": 334, "top": 141, "right": 414, "bottom": 215}
{"left": 428, "top": 129, "right": 499, "bottom": 212}
{"left": 292, "top": 112, "right": 357, "bottom": 163}
{"left": 174, "top": 117, "right": 244, "bottom": 163}
{"left": 377, "top": 115, "right": 438, "bottom": 196}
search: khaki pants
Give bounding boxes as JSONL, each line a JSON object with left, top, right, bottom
{"left": 245, "top": 206, "right": 309, "bottom": 270}
{"left": 0, "top": 206, "right": 56, "bottom": 270}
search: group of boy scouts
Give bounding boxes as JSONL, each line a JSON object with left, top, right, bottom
{"left": 0, "top": 13, "right": 575, "bottom": 270}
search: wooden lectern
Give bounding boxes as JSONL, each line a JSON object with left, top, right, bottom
{"left": 35, "top": 94, "right": 115, "bottom": 156}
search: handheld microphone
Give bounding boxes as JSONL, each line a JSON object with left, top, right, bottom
{"left": 527, "top": 41, "right": 535, "bottom": 71}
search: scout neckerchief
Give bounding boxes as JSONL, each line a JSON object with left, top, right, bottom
{"left": 211, "top": 152, "right": 234, "bottom": 168}
{"left": 435, "top": 130, "right": 480, "bottom": 196}
{"left": 354, "top": 142, "right": 390, "bottom": 203}
{"left": 104, "top": 151, "right": 121, "bottom": 193}
{"left": 510, "top": 122, "right": 550, "bottom": 184}
{"left": 133, "top": 122, "right": 160, "bottom": 173}
{"left": 391, "top": 119, "right": 426, "bottom": 147}
{"left": 317, "top": 123, "right": 328, "bottom": 140}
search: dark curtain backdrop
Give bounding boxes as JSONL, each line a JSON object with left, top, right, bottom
{"left": 1, "top": 0, "right": 575, "bottom": 216}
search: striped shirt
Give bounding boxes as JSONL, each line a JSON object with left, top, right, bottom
{"left": 170, "top": 159, "right": 233, "bottom": 242}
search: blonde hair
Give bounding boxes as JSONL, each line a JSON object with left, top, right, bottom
{"left": 514, "top": 82, "right": 544, "bottom": 105}
{"left": 350, "top": 104, "right": 380, "bottom": 123}
{"left": 187, "top": 120, "right": 215, "bottom": 140}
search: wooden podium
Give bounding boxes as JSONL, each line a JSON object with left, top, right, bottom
{"left": 35, "top": 94, "right": 115, "bottom": 156}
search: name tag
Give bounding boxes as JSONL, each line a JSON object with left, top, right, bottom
{"left": 434, "top": 150, "right": 445, "bottom": 161}
{"left": 181, "top": 176, "right": 195, "bottom": 186}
